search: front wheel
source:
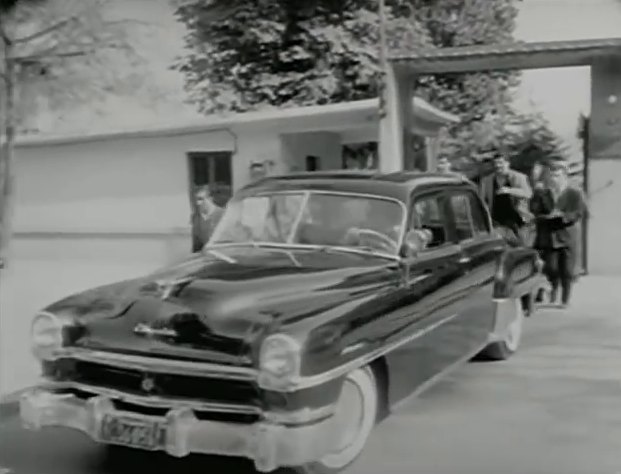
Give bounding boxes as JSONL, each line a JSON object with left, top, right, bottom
{"left": 479, "top": 298, "right": 525, "bottom": 361}
{"left": 292, "top": 366, "right": 378, "bottom": 474}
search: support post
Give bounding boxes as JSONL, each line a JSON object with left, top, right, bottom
{"left": 379, "top": 64, "right": 412, "bottom": 173}
{"left": 587, "top": 56, "right": 621, "bottom": 274}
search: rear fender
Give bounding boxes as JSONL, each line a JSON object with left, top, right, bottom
{"left": 493, "top": 248, "right": 548, "bottom": 301}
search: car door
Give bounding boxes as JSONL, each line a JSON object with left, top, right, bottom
{"left": 446, "top": 187, "right": 504, "bottom": 351}
{"left": 383, "top": 189, "right": 476, "bottom": 405}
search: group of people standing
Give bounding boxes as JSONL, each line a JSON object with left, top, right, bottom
{"left": 479, "top": 154, "right": 587, "bottom": 308}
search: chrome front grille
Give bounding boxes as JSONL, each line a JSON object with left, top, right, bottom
{"left": 46, "top": 357, "right": 261, "bottom": 409}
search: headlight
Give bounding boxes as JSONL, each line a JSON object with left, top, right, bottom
{"left": 31, "top": 312, "right": 64, "bottom": 361}
{"left": 258, "top": 334, "right": 301, "bottom": 391}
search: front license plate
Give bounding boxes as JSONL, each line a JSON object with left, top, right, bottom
{"left": 100, "top": 414, "right": 166, "bottom": 450}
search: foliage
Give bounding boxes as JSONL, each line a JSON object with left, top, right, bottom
{"left": 0, "top": 0, "right": 146, "bottom": 265}
{"left": 504, "top": 111, "right": 569, "bottom": 174}
{"left": 1, "top": 0, "right": 148, "bottom": 131}
{"left": 173, "top": 0, "right": 433, "bottom": 114}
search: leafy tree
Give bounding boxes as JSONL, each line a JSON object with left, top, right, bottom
{"left": 173, "top": 0, "right": 433, "bottom": 114}
{"left": 0, "top": 0, "right": 142, "bottom": 266}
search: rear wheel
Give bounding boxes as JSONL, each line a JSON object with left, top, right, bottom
{"left": 480, "top": 298, "right": 525, "bottom": 361}
{"left": 292, "top": 366, "right": 378, "bottom": 474}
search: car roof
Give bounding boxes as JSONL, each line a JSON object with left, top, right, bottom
{"left": 241, "top": 170, "right": 474, "bottom": 202}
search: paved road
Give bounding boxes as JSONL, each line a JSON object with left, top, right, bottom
{"left": 1, "top": 277, "right": 620, "bottom": 474}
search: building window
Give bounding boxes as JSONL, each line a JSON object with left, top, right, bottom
{"left": 187, "top": 151, "right": 233, "bottom": 208}
{"left": 306, "top": 155, "right": 320, "bottom": 171}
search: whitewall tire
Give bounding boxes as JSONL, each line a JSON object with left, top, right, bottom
{"left": 292, "top": 366, "right": 378, "bottom": 474}
{"left": 480, "top": 298, "right": 525, "bottom": 361}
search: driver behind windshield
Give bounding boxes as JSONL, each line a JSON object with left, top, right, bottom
{"left": 296, "top": 197, "right": 353, "bottom": 245}
{"left": 295, "top": 196, "right": 400, "bottom": 252}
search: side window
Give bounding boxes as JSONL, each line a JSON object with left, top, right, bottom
{"left": 411, "top": 194, "right": 448, "bottom": 249}
{"left": 467, "top": 191, "right": 491, "bottom": 235}
{"left": 449, "top": 193, "right": 475, "bottom": 241}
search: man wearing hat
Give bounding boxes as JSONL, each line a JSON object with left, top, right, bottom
{"left": 480, "top": 153, "right": 534, "bottom": 247}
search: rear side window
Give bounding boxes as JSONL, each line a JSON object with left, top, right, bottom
{"left": 411, "top": 194, "right": 449, "bottom": 248}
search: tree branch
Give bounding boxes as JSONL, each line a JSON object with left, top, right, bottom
{"left": 13, "top": 16, "right": 79, "bottom": 44}
{"left": 13, "top": 50, "right": 90, "bottom": 62}
{"left": 12, "top": 38, "right": 126, "bottom": 64}
{"left": 0, "top": 17, "right": 12, "bottom": 46}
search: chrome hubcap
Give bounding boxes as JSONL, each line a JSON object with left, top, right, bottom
{"left": 505, "top": 303, "right": 523, "bottom": 351}
{"left": 320, "top": 368, "right": 377, "bottom": 469}
{"left": 331, "top": 380, "right": 364, "bottom": 453}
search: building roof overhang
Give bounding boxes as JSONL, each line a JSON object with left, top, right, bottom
{"left": 15, "top": 96, "right": 459, "bottom": 148}
{"left": 389, "top": 37, "right": 621, "bottom": 74}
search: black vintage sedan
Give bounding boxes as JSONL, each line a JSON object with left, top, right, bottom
{"left": 21, "top": 171, "right": 547, "bottom": 473}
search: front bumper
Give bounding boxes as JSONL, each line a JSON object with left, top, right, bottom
{"left": 20, "top": 388, "right": 335, "bottom": 472}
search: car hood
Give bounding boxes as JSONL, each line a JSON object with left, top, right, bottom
{"left": 45, "top": 246, "right": 397, "bottom": 366}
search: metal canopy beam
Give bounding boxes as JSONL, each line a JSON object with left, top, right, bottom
{"left": 389, "top": 38, "right": 621, "bottom": 74}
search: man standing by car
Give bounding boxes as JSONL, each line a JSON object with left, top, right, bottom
{"left": 481, "top": 153, "right": 533, "bottom": 247}
{"left": 191, "top": 185, "right": 224, "bottom": 252}
{"left": 530, "top": 161, "right": 587, "bottom": 308}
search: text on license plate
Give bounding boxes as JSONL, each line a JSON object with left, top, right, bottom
{"left": 100, "top": 414, "right": 166, "bottom": 450}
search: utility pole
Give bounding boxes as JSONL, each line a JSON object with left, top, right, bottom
{"left": 377, "top": 0, "right": 388, "bottom": 119}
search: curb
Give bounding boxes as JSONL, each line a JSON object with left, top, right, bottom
{"left": 0, "top": 388, "right": 28, "bottom": 420}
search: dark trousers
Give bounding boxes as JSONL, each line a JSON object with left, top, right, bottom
{"left": 540, "top": 246, "right": 575, "bottom": 304}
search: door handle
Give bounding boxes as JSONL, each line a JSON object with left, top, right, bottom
{"left": 458, "top": 256, "right": 471, "bottom": 264}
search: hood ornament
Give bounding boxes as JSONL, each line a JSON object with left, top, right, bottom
{"left": 155, "top": 276, "right": 194, "bottom": 300}
{"left": 134, "top": 322, "right": 177, "bottom": 338}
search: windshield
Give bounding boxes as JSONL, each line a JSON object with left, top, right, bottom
{"left": 209, "top": 191, "right": 405, "bottom": 255}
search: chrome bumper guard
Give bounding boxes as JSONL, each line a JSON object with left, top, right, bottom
{"left": 20, "top": 389, "right": 335, "bottom": 472}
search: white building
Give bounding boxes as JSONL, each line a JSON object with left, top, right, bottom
{"left": 11, "top": 97, "right": 458, "bottom": 269}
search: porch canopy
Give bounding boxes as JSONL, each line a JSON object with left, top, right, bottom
{"left": 16, "top": 96, "right": 459, "bottom": 149}
{"left": 379, "top": 37, "right": 621, "bottom": 173}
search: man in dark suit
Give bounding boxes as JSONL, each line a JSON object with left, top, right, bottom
{"left": 481, "top": 153, "right": 534, "bottom": 247}
{"left": 191, "top": 185, "right": 224, "bottom": 252}
{"left": 530, "top": 161, "right": 587, "bottom": 308}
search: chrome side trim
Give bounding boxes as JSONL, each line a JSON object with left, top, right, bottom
{"left": 51, "top": 348, "right": 258, "bottom": 381}
{"left": 271, "top": 312, "right": 460, "bottom": 392}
